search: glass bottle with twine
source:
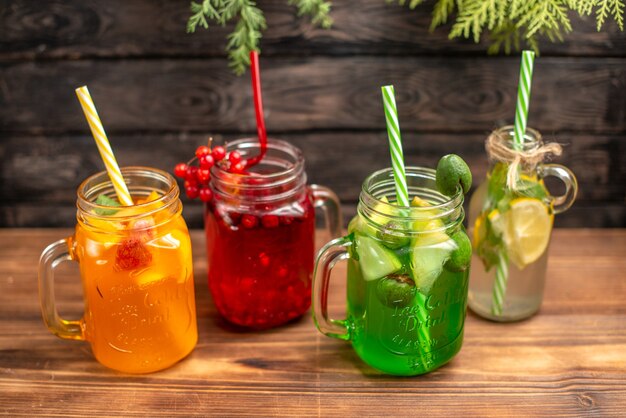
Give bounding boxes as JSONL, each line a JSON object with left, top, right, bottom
{"left": 467, "top": 125, "right": 578, "bottom": 321}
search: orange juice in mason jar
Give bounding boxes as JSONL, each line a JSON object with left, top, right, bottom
{"left": 39, "top": 167, "right": 197, "bottom": 373}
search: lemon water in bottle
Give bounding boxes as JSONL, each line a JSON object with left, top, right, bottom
{"left": 468, "top": 126, "right": 578, "bottom": 321}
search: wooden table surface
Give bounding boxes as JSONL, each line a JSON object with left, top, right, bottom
{"left": 1, "top": 228, "right": 625, "bottom": 416}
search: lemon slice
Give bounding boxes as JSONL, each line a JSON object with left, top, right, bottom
{"left": 488, "top": 198, "right": 553, "bottom": 269}
{"left": 410, "top": 196, "right": 444, "bottom": 231}
{"left": 472, "top": 213, "right": 486, "bottom": 248}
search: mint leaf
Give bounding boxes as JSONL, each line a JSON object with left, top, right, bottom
{"left": 516, "top": 179, "right": 548, "bottom": 201}
{"left": 486, "top": 162, "right": 508, "bottom": 207}
{"left": 94, "top": 194, "right": 120, "bottom": 216}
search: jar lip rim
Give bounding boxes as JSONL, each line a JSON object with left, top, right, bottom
{"left": 495, "top": 125, "right": 543, "bottom": 147}
{"left": 357, "top": 166, "right": 465, "bottom": 232}
{"left": 361, "top": 166, "right": 464, "bottom": 211}
{"left": 212, "top": 138, "right": 304, "bottom": 181}
{"left": 77, "top": 166, "right": 177, "bottom": 214}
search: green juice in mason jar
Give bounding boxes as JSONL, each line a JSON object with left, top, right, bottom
{"left": 313, "top": 165, "right": 472, "bottom": 375}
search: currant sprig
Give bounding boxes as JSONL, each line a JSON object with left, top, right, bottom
{"left": 173, "top": 139, "right": 245, "bottom": 202}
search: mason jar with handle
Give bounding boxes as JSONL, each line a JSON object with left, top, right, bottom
{"left": 312, "top": 166, "right": 471, "bottom": 376}
{"left": 38, "top": 167, "right": 198, "bottom": 373}
{"left": 468, "top": 126, "right": 578, "bottom": 321}
{"left": 205, "top": 138, "right": 342, "bottom": 329}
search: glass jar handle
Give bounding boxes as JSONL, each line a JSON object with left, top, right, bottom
{"left": 539, "top": 164, "right": 579, "bottom": 214}
{"left": 312, "top": 235, "right": 352, "bottom": 341}
{"left": 310, "top": 185, "right": 342, "bottom": 239}
{"left": 38, "top": 238, "right": 84, "bottom": 340}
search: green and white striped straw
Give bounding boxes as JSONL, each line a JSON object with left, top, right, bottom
{"left": 415, "top": 292, "right": 432, "bottom": 363}
{"left": 381, "top": 85, "right": 410, "bottom": 207}
{"left": 381, "top": 85, "right": 432, "bottom": 370}
{"left": 491, "top": 251, "right": 509, "bottom": 316}
{"left": 513, "top": 50, "right": 535, "bottom": 149}
{"left": 491, "top": 50, "right": 536, "bottom": 317}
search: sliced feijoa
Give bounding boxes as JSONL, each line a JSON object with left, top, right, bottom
{"left": 352, "top": 196, "right": 398, "bottom": 239}
{"left": 376, "top": 221, "right": 411, "bottom": 250}
{"left": 410, "top": 233, "right": 457, "bottom": 293}
{"left": 369, "top": 195, "right": 394, "bottom": 225}
{"left": 376, "top": 274, "right": 416, "bottom": 308}
{"left": 356, "top": 234, "right": 402, "bottom": 281}
{"left": 445, "top": 228, "right": 472, "bottom": 272}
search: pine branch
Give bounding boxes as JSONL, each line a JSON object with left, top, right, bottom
{"left": 394, "top": 0, "right": 624, "bottom": 55}
{"left": 288, "top": 0, "right": 333, "bottom": 28}
{"left": 576, "top": 0, "right": 596, "bottom": 15}
{"left": 388, "top": 0, "right": 426, "bottom": 9}
{"left": 614, "top": 0, "right": 626, "bottom": 30}
{"left": 430, "top": 0, "right": 456, "bottom": 30}
{"left": 187, "top": 1, "right": 211, "bottom": 32}
{"left": 487, "top": 22, "right": 521, "bottom": 54}
{"left": 597, "top": 0, "right": 612, "bottom": 29}
{"left": 449, "top": 0, "right": 502, "bottom": 43}
{"left": 595, "top": 0, "right": 625, "bottom": 30}
{"left": 516, "top": 0, "right": 572, "bottom": 38}
{"left": 186, "top": 0, "right": 333, "bottom": 75}
{"left": 225, "top": 1, "right": 266, "bottom": 75}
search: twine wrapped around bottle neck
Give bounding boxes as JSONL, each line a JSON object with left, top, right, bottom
{"left": 485, "top": 130, "right": 562, "bottom": 190}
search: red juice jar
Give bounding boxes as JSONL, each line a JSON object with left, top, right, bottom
{"left": 205, "top": 138, "right": 341, "bottom": 329}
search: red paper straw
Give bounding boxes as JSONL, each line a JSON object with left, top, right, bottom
{"left": 246, "top": 50, "right": 267, "bottom": 168}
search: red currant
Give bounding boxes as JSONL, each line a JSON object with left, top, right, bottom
{"left": 230, "top": 162, "right": 246, "bottom": 173}
{"left": 280, "top": 216, "right": 294, "bottom": 225}
{"left": 212, "top": 146, "right": 226, "bottom": 161}
{"left": 228, "top": 212, "right": 242, "bottom": 226}
{"left": 241, "top": 214, "right": 258, "bottom": 229}
{"left": 196, "top": 168, "right": 211, "bottom": 184}
{"left": 229, "top": 151, "right": 242, "bottom": 164}
{"left": 199, "top": 155, "right": 215, "bottom": 169}
{"left": 174, "top": 163, "right": 188, "bottom": 178}
{"left": 199, "top": 187, "right": 213, "bottom": 202}
{"left": 185, "top": 165, "right": 198, "bottom": 181}
{"left": 261, "top": 215, "right": 279, "bottom": 228}
{"left": 184, "top": 178, "right": 198, "bottom": 188}
{"left": 186, "top": 185, "right": 199, "bottom": 199}
{"left": 195, "top": 145, "right": 211, "bottom": 159}
{"left": 258, "top": 252, "right": 271, "bottom": 267}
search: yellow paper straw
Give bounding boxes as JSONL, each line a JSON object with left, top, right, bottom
{"left": 75, "top": 86, "right": 133, "bottom": 206}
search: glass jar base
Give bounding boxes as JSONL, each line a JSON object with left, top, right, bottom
{"left": 353, "top": 330, "right": 464, "bottom": 376}
{"left": 468, "top": 291, "right": 541, "bottom": 322}
{"left": 93, "top": 336, "right": 197, "bottom": 374}
{"left": 216, "top": 306, "right": 309, "bottom": 330}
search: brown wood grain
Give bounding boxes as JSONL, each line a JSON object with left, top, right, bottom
{"left": 1, "top": 0, "right": 625, "bottom": 59}
{"left": 0, "top": 228, "right": 625, "bottom": 416}
{"left": 1, "top": 57, "right": 625, "bottom": 134}
{"left": 2, "top": 0, "right": 625, "bottom": 231}
{"left": 1, "top": 132, "right": 624, "bottom": 228}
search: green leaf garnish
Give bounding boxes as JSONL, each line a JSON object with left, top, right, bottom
{"left": 187, "top": 0, "right": 332, "bottom": 75}
{"left": 94, "top": 194, "right": 121, "bottom": 216}
{"left": 390, "top": 0, "right": 624, "bottom": 55}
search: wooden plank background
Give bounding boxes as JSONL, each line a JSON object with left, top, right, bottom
{"left": 1, "top": 0, "right": 625, "bottom": 228}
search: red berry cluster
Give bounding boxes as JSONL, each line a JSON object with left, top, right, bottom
{"left": 239, "top": 214, "right": 287, "bottom": 229}
{"left": 174, "top": 142, "right": 245, "bottom": 203}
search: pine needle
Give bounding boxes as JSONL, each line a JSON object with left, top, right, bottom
{"left": 187, "top": 0, "right": 332, "bottom": 74}
{"left": 392, "top": 0, "right": 624, "bottom": 54}
{"left": 187, "top": 0, "right": 624, "bottom": 73}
